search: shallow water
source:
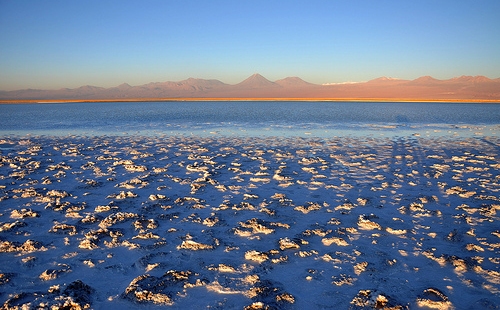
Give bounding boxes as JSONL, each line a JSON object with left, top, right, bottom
{"left": 1, "top": 101, "right": 499, "bottom": 138}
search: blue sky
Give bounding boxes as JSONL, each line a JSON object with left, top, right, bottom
{"left": 1, "top": 0, "right": 499, "bottom": 90}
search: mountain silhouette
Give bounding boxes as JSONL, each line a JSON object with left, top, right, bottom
{"left": 1, "top": 74, "right": 499, "bottom": 101}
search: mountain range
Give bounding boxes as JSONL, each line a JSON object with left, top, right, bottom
{"left": 1, "top": 73, "right": 500, "bottom": 102}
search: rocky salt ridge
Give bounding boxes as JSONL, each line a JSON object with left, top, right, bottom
{"left": 0, "top": 135, "right": 499, "bottom": 309}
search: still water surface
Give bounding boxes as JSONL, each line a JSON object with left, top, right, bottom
{"left": 1, "top": 101, "right": 499, "bottom": 137}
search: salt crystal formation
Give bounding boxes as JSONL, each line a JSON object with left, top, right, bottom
{"left": 0, "top": 135, "right": 499, "bottom": 308}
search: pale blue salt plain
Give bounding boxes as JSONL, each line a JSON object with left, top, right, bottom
{"left": 1, "top": 101, "right": 499, "bottom": 138}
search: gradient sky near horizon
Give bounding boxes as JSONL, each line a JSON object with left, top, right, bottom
{"left": 1, "top": 0, "right": 499, "bottom": 90}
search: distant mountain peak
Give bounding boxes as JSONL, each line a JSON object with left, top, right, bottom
{"left": 236, "top": 73, "right": 279, "bottom": 88}
{"left": 181, "top": 77, "right": 226, "bottom": 85}
{"left": 116, "top": 83, "right": 132, "bottom": 89}
{"left": 366, "top": 76, "right": 407, "bottom": 84}
{"left": 410, "top": 76, "right": 440, "bottom": 84}
{"left": 76, "top": 85, "right": 104, "bottom": 91}
{"left": 247, "top": 73, "right": 270, "bottom": 81}
{"left": 371, "top": 76, "right": 401, "bottom": 81}
{"left": 415, "top": 75, "right": 436, "bottom": 80}
{"left": 250, "top": 73, "right": 265, "bottom": 78}
{"left": 275, "top": 76, "right": 314, "bottom": 87}
{"left": 183, "top": 77, "right": 220, "bottom": 82}
{"left": 451, "top": 75, "right": 491, "bottom": 83}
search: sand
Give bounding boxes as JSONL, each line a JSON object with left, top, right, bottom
{"left": 0, "top": 134, "right": 499, "bottom": 309}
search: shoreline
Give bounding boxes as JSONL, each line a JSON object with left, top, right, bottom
{"left": 2, "top": 97, "right": 500, "bottom": 104}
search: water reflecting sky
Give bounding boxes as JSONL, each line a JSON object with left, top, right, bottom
{"left": 1, "top": 101, "right": 499, "bottom": 138}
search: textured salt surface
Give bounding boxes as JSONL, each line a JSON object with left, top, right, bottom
{"left": 0, "top": 135, "right": 499, "bottom": 309}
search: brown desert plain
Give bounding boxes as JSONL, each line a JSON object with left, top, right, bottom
{"left": 1, "top": 74, "right": 500, "bottom": 103}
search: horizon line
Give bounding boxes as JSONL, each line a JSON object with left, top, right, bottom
{"left": 2, "top": 97, "right": 500, "bottom": 104}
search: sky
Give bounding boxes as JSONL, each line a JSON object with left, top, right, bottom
{"left": 1, "top": 0, "right": 499, "bottom": 90}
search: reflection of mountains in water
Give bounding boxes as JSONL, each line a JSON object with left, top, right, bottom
{"left": 1, "top": 74, "right": 499, "bottom": 101}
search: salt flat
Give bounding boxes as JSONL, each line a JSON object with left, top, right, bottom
{"left": 0, "top": 135, "right": 499, "bottom": 309}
